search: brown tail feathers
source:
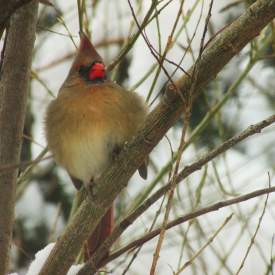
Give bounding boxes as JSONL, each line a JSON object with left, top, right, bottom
{"left": 84, "top": 206, "right": 114, "bottom": 263}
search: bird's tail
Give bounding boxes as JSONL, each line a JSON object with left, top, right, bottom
{"left": 84, "top": 206, "right": 114, "bottom": 262}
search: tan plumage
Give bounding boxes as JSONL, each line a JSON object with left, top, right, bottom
{"left": 45, "top": 32, "right": 147, "bottom": 263}
{"left": 45, "top": 33, "right": 147, "bottom": 187}
{"left": 45, "top": 80, "right": 146, "bottom": 184}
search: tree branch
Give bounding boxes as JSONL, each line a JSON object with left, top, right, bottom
{"left": 107, "top": 185, "right": 275, "bottom": 265}
{"left": 38, "top": 1, "right": 275, "bottom": 274}
{"left": 77, "top": 113, "right": 275, "bottom": 274}
{"left": 0, "top": 2, "right": 38, "bottom": 274}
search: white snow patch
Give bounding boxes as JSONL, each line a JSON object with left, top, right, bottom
{"left": 26, "top": 243, "right": 83, "bottom": 275}
{"left": 67, "top": 264, "right": 84, "bottom": 275}
{"left": 26, "top": 243, "right": 55, "bottom": 275}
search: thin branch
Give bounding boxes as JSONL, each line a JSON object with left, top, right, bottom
{"left": 175, "top": 214, "right": 233, "bottom": 274}
{"left": 149, "top": 0, "right": 191, "bottom": 269}
{"left": 77, "top": 0, "right": 83, "bottom": 33}
{"left": 127, "top": 0, "right": 183, "bottom": 99}
{"left": 150, "top": 1, "right": 214, "bottom": 272}
{"left": 107, "top": 185, "right": 275, "bottom": 265}
{"left": 107, "top": 0, "right": 158, "bottom": 71}
{"left": 35, "top": 38, "right": 125, "bottom": 72}
{"left": 235, "top": 174, "right": 271, "bottom": 275}
{"left": 270, "top": 235, "right": 275, "bottom": 275}
{"left": 0, "top": 152, "right": 50, "bottom": 173}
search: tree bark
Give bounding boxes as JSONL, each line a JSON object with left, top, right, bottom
{"left": 0, "top": 2, "right": 38, "bottom": 274}
{"left": 38, "top": 0, "right": 275, "bottom": 274}
{"left": 0, "top": 0, "right": 35, "bottom": 38}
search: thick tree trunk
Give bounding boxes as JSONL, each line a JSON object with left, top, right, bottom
{"left": 0, "top": 2, "right": 38, "bottom": 274}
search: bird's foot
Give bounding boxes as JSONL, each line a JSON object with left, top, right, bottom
{"left": 83, "top": 179, "right": 95, "bottom": 199}
{"left": 111, "top": 145, "right": 122, "bottom": 161}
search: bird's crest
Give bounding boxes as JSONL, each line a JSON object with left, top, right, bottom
{"left": 69, "top": 32, "right": 103, "bottom": 75}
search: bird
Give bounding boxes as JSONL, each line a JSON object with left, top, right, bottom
{"left": 44, "top": 33, "right": 147, "bottom": 261}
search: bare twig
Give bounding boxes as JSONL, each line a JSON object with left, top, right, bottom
{"left": 149, "top": 0, "right": 192, "bottom": 271}
{"left": 150, "top": 2, "right": 215, "bottom": 272}
{"left": 271, "top": 235, "right": 275, "bottom": 275}
{"left": 175, "top": 214, "right": 233, "bottom": 274}
{"left": 107, "top": 0, "right": 158, "bottom": 71}
{"left": 77, "top": 0, "right": 83, "bottom": 33}
{"left": 235, "top": 174, "right": 271, "bottom": 275}
{"left": 35, "top": 38, "right": 125, "bottom": 72}
{"left": 106, "top": 185, "right": 275, "bottom": 265}
{"left": 127, "top": 0, "right": 183, "bottom": 99}
{"left": 0, "top": 153, "right": 50, "bottom": 173}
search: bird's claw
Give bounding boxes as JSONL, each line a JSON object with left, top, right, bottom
{"left": 84, "top": 180, "right": 95, "bottom": 199}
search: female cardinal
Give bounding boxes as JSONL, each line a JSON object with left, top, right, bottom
{"left": 45, "top": 33, "right": 147, "bottom": 260}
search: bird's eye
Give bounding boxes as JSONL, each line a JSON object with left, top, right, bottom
{"left": 79, "top": 66, "right": 87, "bottom": 75}
{"left": 78, "top": 63, "right": 106, "bottom": 82}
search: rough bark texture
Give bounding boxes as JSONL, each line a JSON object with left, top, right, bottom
{"left": 0, "top": 0, "right": 34, "bottom": 38}
{"left": 0, "top": 2, "right": 38, "bottom": 274}
{"left": 38, "top": 1, "right": 275, "bottom": 274}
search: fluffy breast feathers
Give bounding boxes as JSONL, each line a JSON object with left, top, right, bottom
{"left": 45, "top": 82, "right": 147, "bottom": 183}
